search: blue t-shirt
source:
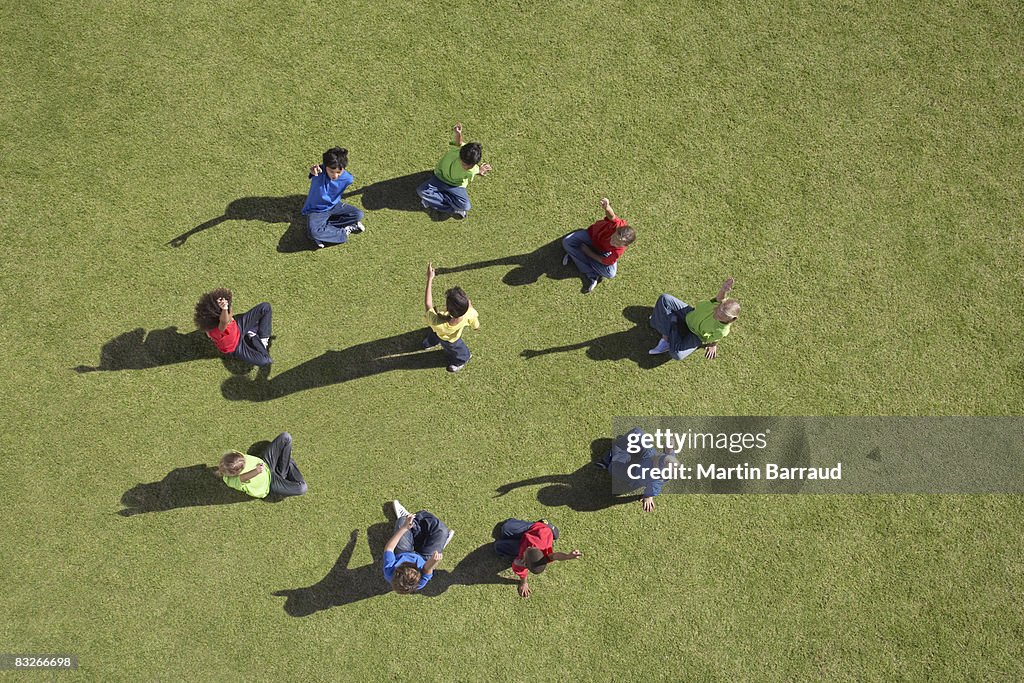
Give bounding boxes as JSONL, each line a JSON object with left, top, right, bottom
{"left": 383, "top": 551, "right": 432, "bottom": 590}
{"left": 301, "top": 166, "right": 354, "bottom": 214}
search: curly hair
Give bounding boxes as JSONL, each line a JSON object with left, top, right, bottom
{"left": 391, "top": 563, "right": 422, "bottom": 594}
{"left": 194, "top": 288, "right": 232, "bottom": 331}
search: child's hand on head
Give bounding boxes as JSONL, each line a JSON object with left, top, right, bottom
{"left": 217, "top": 298, "right": 229, "bottom": 310}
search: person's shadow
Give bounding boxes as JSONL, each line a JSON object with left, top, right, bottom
{"left": 118, "top": 440, "right": 286, "bottom": 516}
{"left": 418, "top": 542, "right": 519, "bottom": 597}
{"left": 340, "top": 170, "right": 433, "bottom": 212}
{"left": 493, "top": 438, "right": 635, "bottom": 512}
{"left": 221, "top": 329, "right": 445, "bottom": 402}
{"left": 520, "top": 306, "right": 662, "bottom": 369}
{"left": 168, "top": 195, "right": 314, "bottom": 253}
{"left": 73, "top": 327, "right": 249, "bottom": 375}
{"left": 434, "top": 238, "right": 580, "bottom": 286}
{"left": 273, "top": 523, "right": 394, "bottom": 616}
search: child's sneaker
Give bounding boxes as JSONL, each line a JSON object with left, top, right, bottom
{"left": 452, "top": 210, "right": 467, "bottom": 220}
{"left": 581, "top": 277, "right": 598, "bottom": 294}
{"left": 443, "top": 529, "right": 455, "bottom": 548}
{"left": 392, "top": 500, "right": 411, "bottom": 520}
{"left": 446, "top": 355, "right": 470, "bottom": 373}
{"left": 649, "top": 338, "right": 670, "bottom": 355}
{"left": 350, "top": 221, "right": 366, "bottom": 234}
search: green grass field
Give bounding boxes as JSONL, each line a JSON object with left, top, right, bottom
{"left": 2, "top": 0, "right": 1022, "bottom": 680}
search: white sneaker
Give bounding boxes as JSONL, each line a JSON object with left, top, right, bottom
{"left": 649, "top": 338, "right": 670, "bottom": 355}
{"left": 392, "top": 500, "right": 410, "bottom": 520}
{"left": 443, "top": 529, "right": 455, "bottom": 548}
{"left": 350, "top": 221, "right": 365, "bottom": 234}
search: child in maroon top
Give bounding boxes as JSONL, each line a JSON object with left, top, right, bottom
{"left": 194, "top": 289, "right": 273, "bottom": 367}
{"left": 561, "top": 198, "right": 636, "bottom": 293}
{"left": 493, "top": 518, "right": 583, "bottom": 598}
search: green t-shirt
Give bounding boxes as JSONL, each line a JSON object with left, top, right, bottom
{"left": 435, "top": 142, "right": 480, "bottom": 188}
{"left": 685, "top": 299, "right": 731, "bottom": 345}
{"left": 223, "top": 454, "right": 271, "bottom": 498}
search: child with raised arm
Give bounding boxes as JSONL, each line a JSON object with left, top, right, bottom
{"left": 416, "top": 123, "right": 492, "bottom": 219}
{"left": 649, "top": 277, "right": 739, "bottom": 361}
{"left": 215, "top": 432, "right": 307, "bottom": 498}
{"left": 194, "top": 288, "right": 273, "bottom": 368}
{"left": 562, "top": 197, "right": 636, "bottom": 294}
{"left": 382, "top": 501, "right": 454, "bottom": 594}
{"left": 492, "top": 518, "right": 582, "bottom": 598}
{"left": 303, "top": 146, "right": 365, "bottom": 249}
{"left": 423, "top": 263, "right": 480, "bottom": 373}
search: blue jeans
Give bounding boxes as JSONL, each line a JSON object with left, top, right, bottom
{"left": 650, "top": 294, "right": 702, "bottom": 361}
{"left": 231, "top": 302, "right": 273, "bottom": 366}
{"left": 394, "top": 511, "right": 450, "bottom": 557}
{"left": 493, "top": 519, "right": 559, "bottom": 558}
{"left": 562, "top": 230, "right": 618, "bottom": 282}
{"left": 306, "top": 202, "right": 363, "bottom": 247}
{"left": 423, "top": 329, "right": 471, "bottom": 365}
{"left": 416, "top": 175, "right": 471, "bottom": 215}
{"left": 261, "top": 432, "right": 307, "bottom": 496}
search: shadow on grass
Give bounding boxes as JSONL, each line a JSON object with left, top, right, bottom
{"left": 418, "top": 542, "right": 519, "bottom": 597}
{"left": 341, "top": 170, "right": 434, "bottom": 212}
{"left": 221, "top": 329, "right": 445, "bottom": 402}
{"left": 117, "top": 441, "right": 287, "bottom": 516}
{"left": 520, "top": 306, "right": 663, "bottom": 368}
{"left": 434, "top": 238, "right": 580, "bottom": 286}
{"left": 168, "top": 195, "right": 315, "bottom": 253}
{"left": 493, "top": 438, "right": 635, "bottom": 512}
{"left": 73, "top": 327, "right": 250, "bottom": 375}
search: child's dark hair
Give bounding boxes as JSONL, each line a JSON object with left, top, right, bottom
{"left": 323, "top": 147, "right": 349, "bottom": 170}
{"left": 391, "top": 563, "right": 421, "bottom": 594}
{"left": 459, "top": 142, "right": 482, "bottom": 167}
{"left": 445, "top": 287, "right": 470, "bottom": 319}
{"left": 194, "top": 288, "right": 232, "bottom": 331}
{"left": 525, "top": 548, "right": 549, "bottom": 574}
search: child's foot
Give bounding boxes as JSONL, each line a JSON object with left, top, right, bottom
{"left": 255, "top": 363, "right": 272, "bottom": 381}
{"left": 452, "top": 210, "right": 467, "bottom": 220}
{"left": 581, "top": 277, "right": 598, "bottom": 294}
{"left": 447, "top": 355, "right": 470, "bottom": 372}
{"left": 392, "top": 500, "right": 411, "bottom": 520}
{"left": 443, "top": 529, "right": 455, "bottom": 549}
{"left": 649, "top": 338, "right": 670, "bottom": 355}
{"left": 562, "top": 253, "right": 570, "bottom": 267}
{"left": 350, "top": 221, "right": 366, "bottom": 234}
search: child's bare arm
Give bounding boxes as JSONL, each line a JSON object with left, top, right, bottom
{"left": 453, "top": 123, "right": 464, "bottom": 146}
{"left": 425, "top": 263, "right": 435, "bottom": 312}
{"left": 422, "top": 551, "right": 442, "bottom": 573}
{"left": 238, "top": 462, "right": 264, "bottom": 483}
{"left": 600, "top": 197, "right": 617, "bottom": 220}
{"left": 550, "top": 550, "right": 583, "bottom": 561}
{"left": 384, "top": 514, "right": 416, "bottom": 553}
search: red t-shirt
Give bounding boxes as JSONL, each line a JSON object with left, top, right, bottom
{"left": 512, "top": 521, "right": 554, "bottom": 579}
{"left": 207, "top": 319, "right": 240, "bottom": 353}
{"left": 587, "top": 217, "right": 628, "bottom": 265}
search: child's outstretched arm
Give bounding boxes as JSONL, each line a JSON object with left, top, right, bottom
{"left": 425, "top": 263, "right": 435, "bottom": 312}
{"left": 550, "top": 550, "right": 583, "bottom": 561}
{"left": 453, "top": 123, "right": 464, "bottom": 146}
{"left": 600, "top": 197, "right": 617, "bottom": 220}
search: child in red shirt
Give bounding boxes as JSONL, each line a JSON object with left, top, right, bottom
{"left": 561, "top": 197, "right": 636, "bottom": 294}
{"left": 493, "top": 518, "right": 582, "bottom": 598}
{"left": 194, "top": 288, "right": 273, "bottom": 368}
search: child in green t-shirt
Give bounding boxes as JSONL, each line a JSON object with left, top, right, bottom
{"left": 416, "top": 123, "right": 492, "bottom": 219}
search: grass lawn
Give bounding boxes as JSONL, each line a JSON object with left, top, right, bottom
{"left": 2, "top": 0, "right": 1021, "bottom": 680}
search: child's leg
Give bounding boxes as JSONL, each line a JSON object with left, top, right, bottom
{"left": 307, "top": 210, "right": 349, "bottom": 247}
{"left": 561, "top": 230, "right": 601, "bottom": 280}
{"left": 592, "top": 260, "right": 618, "bottom": 281}
{"left": 236, "top": 302, "right": 272, "bottom": 339}
{"left": 326, "top": 202, "right": 363, "bottom": 228}
{"left": 670, "top": 330, "right": 703, "bottom": 361}
{"left": 265, "top": 432, "right": 307, "bottom": 496}
{"left": 413, "top": 511, "right": 451, "bottom": 557}
{"left": 416, "top": 176, "right": 449, "bottom": 211}
{"left": 231, "top": 335, "right": 273, "bottom": 366}
{"left": 439, "top": 338, "right": 471, "bottom": 366}
{"left": 440, "top": 186, "right": 471, "bottom": 216}
{"left": 392, "top": 517, "right": 417, "bottom": 555}
{"left": 650, "top": 294, "right": 691, "bottom": 337}
{"left": 422, "top": 328, "right": 441, "bottom": 348}
{"left": 494, "top": 518, "right": 533, "bottom": 558}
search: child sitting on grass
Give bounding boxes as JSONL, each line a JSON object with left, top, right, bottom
{"left": 423, "top": 263, "right": 479, "bottom": 373}
{"left": 562, "top": 197, "right": 636, "bottom": 294}
{"left": 493, "top": 518, "right": 582, "bottom": 598}
{"left": 303, "top": 146, "right": 365, "bottom": 249}
{"left": 383, "top": 500, "right": 454, "bottom": 594}
{"left": 194, "top": 288, "right": 273, "bottom": 370}
{"left": 416, "top": 123, "right": 492, "bottom": 219}
{"left": 215, "top": 432, "right": 307, "bottom": 498}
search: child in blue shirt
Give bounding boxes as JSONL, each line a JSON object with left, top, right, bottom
{"left": 382, "top": 500, "right": 455, "bottom": 594}
{"left": 302, "top": 146, "right": 366, "bottom": 249}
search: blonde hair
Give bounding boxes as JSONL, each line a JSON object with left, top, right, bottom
{"left": 720, "top": 299, "right": 740, "bottom": 319}
{"left": 216, "top": 451, "right": 246, "bottom": 477}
